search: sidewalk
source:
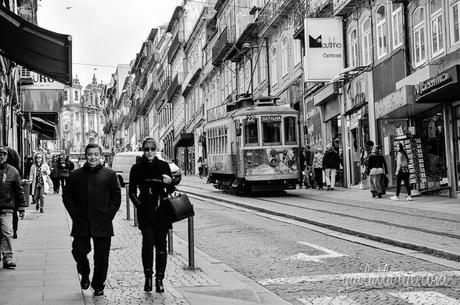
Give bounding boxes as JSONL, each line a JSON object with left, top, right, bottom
{"left": 0, "top": 193, "right": 291, "bottom": 305}
{"left": 178, "top": 175, "right": 460, "bottom": 262}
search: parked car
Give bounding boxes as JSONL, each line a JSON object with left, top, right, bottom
{"left": 111, "top": 151, "right": 181, "bottom": 187}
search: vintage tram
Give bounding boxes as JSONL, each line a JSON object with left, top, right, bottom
{"left": 205, "top": 95, "right": 300, "bottom": 193}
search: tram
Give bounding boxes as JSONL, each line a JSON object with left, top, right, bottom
{"left": 205, "top": 95, "right": 300, "bottom": 193}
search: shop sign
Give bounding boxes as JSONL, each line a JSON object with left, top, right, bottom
{"left": 304, "top": 18, "right": 344, "bottom": 81}
{"left": 207, "top": 105, "right": 226, "bottom": 122}
{"left": 261, "top": 115, "right": 281, "bottom": 122}
{"left": 414, "top": 73, "right": 452, "bottom": 97}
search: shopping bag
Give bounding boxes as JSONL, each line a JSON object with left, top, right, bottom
{"left": 163, "top": 192, "right": 195, "bottom": 223}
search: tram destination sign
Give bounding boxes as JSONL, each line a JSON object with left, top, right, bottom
{"left": 261, "top": 115, "right": 282, "bottom": 122}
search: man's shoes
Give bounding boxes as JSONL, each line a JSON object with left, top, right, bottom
{"left": 155, "top": 278, "right": 164, "bottom": 293}
{"left": 13, "top": 232, "right": 17, "bottom": 239}
{"left": 3, "top": 259, "right": 16, "bottom": 269}
{"left": 93, "top": 288, "right": 104, "bottom": 297}
{"left": 80, "top": 275, "right": 90, "bottom": 290}
{"left": 390, "top": 195, "right": 399, "bottom": 201}
{"left": 40, "top": 208, "right": 44, "bottom": 213}
{"left": 144, "top": 275, "right": 153, "bottom": 292}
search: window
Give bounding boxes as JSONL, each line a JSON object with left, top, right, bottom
{"left": 392, "top": 5, "right": 404, "bottom": 49}
{"left": 293, "top": 39, "right": 301, "bottom": 66}
{"left": 348, "top": 28, "right": 358, "bottom": 67}
{"left": 413, "top": 7, "right": 427, "bottom": 66}
{"left": 271, "top": 47, "right": 278, "bottom": 85}
{"left": 259, "top": 47, "right": 267, "bottom": 82}
{"left": 451, "top": 1, "right": 460, "bottom": 45}
{"left": 284, "top": 117, "right": 297, "bottom": 144}
{"left": 244, "top": 118, "right": 258, "bottom": 146}
{"left": 362, "top": 17, "right": 372, "bottom": 65}
{"left": 64, "top": 90, "right": 68, "bottom": 102}
{"left": 74, "top": 91, "right": 79, "bottom": 101}
{"left": 376, "top": 5, "right": 388, "bottom": 58}
{"left": 281, "top": 36, "right": 289, "bottom": 76}
{"left": 430, "top": 0, "right": 444, "bottom": 56}
{"left": 262, "top": 120, "right": 281, "bottom": 146}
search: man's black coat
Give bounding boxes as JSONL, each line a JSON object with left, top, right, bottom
{"left": 62, "top": 163, "right": 121, "bottom": 237}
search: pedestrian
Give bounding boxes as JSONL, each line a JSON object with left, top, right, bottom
{"left": 4, "top": 147, "right": 23, "bottom": 240}
{"left": 304, "top": 145, "right": 313, "bottom": 188}
{"left": 129, "top": 137, "right": 175, "bottom": 293}
{"left": 0, "top": 146, "right": 26, "bottom": 268}
{"left": 322, "top": 143, "right": 340, "bottom": 191}
{"left": 58, "top": 156, "right": 73, "bottom": 190}
{"left": 50, "top": 155, "right": 61, "bottom": 194}
{"left": 62, "top": 143, "right": 121, "bottom": 297}
{"left": 29, "top": 153, "right": 50, "bottom": 213}
{"left": 391, "top": 143, "right": 412, "bottom": 201}
{"left": 366, "top": 145, "right": 388, "bottom": 198}
{"left": 298, "top": 149, "right": 306, "bottom": 189}
{"left": 24, "top": 155, "right": 34, "bottom": 179}
{"left": 312, "top": 148, "right": 324, "bottom": 190}
{"left": 197, "top": 156, "right": 203, "bottom": 179}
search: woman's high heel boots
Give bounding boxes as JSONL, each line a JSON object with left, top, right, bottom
{"left": 144, "top": 269, "right": 153, "bottom": 292}
{"left": 155, "top": 278, "right": 164, "bottom": 293}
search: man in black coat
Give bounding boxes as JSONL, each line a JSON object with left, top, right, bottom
{"left": 129, "top": 137, "right": 174, "bottom": 292}
{"left": 62, "top": 143, "right": 121, "bottom": 296}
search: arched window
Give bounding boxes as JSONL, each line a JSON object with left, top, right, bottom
{"left": 281, "top": 36, "right": 289, "bottom": 76}
{"left": 413, "top": 7, "right": 427, "bottom": 66}
{"left": 430, "top": 0, "right": 444, "bottom": 56}
{"left": 392, "top": 4, "right": 404, "bottom": 49}
{"left": 348, "top": 28, "right": 358, "bottom": 67}
{"left": 376, "top": 5, "right": 388, "bottom": 58}
{"left": 271, "top": 47, "right": 278, "bottom": 85}
{"left": 361, "top": 17, "right": 371, "bottom": 65}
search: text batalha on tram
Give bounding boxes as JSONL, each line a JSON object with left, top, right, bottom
{"left": 205, "top": 95, "right": 300, "bottom": 193}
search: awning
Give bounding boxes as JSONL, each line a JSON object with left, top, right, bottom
{"left": 0, "top": 5, "right": 72, "bottom": 85}
{"left": 28, "top": 112, "right": 58, "bottom": 140}
{"left": 174, "top": 133, "right": 194, "bottom": 148}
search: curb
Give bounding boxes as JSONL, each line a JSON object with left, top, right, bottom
{"left": 179, "top": 187, "right": 460, "bottom": 263}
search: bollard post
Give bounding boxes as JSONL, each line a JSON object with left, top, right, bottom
{"left": 188, "top": 216, "right": 195, "bottom": 270}
{"left": 125, "top": 184, "right": 130, "bottom": 220}
{"left": 167, "top": 229, "right": 174, "bottom": 254}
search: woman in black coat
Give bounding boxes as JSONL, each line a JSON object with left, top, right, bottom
{"left": 129, "top": 137, "right": 174, "bottom": 292}
{"left": 366, "top": 145, "right": 388, "bottom": 198}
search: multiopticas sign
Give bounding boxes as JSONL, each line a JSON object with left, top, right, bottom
{"left": 305, "top": 18, "right": 344, "bottom": 81}
{"left": 415, "top": 73, "right": 452, "bottom": 96}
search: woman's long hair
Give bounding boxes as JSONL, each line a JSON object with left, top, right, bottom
{"left": 34, "top": 153, "right": 43, "bottom": 166}
{"left": 398, "top": 143, "right": 409, "bottom": 161}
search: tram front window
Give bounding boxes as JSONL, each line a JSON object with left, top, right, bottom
{"left": 244, "top": 118, "right": 259, "bottom": 146}
{"left": 262, "top": 121, "right": 282, "bottom": 146}
{"left": 284, "top": 116, "right": 297, "bottom": 144}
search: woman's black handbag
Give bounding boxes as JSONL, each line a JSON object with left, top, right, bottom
{"left": 163, "top": 192, "right": 195, "bottom": 222}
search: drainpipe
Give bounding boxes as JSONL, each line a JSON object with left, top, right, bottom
{"left": 265, "top": 37, "right": 271, "bottom": 96}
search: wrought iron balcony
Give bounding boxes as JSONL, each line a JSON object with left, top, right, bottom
{"left": 257, "top": 0, "right": 298, "bottom": 37}
{"left": 333, "top": 0, "right": 359, "bottom": 16}
{"left": 138, "top": 81, "right": 160, "bottom": 116}
{"left": 168, "top": 32, "right": 184, "bottom": 64}
{"left": 212, "top": 26, "right": 235, "bottom": 66}
{"left": 167, "top": 74, "right": 182, "bottom": 102}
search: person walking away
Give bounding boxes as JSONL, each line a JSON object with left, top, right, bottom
{"left": 197, "top": 156, "right": 203, "bottom": 179}
{"left": 391, "top": 143, "right": 412, "bottom": 201}
{"left": 0, "top": 146, "right": 26, "bottom": 268}
{"left": 5, "top": 147, "right": 23, "bottom": 239}
{"left": 129, "top": 137, "right": 175, "bottom": 293}
{"left": 29, "top": 153, "right": 50, "bottom": 213}
{"left": 366, "top": 145, "right": 388, "bottom": 198}
{"left": 312, "top": 148, "right": 324, "bottom": 190}
{"left": 304, "top": 146, "right": 313, "bottom": 188}
{"left": 62, "top": 143, "right": 121, "bottom": 297}
{"left": 298, "top": 149, "right": 306, "bottom": 189}
{"left": 322, "top": 144, "right": 340, "bottom": 191}
{"left": 50, "top": 155, "right": 61, "bottom": 194}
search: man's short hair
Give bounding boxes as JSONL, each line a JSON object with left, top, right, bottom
{"left": 141, "top": 137, "right": 157, "bottom": 149}
{"left": 85, "top": 143, "right": 102, "bottom": 155}
{"left": 365, "top": 140, "right": 374, "bottom": 147}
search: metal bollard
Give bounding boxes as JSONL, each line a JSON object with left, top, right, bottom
{"left": 188, "top": 216, "right": 195, "bottom": 270}
{"left": 125, "top": 184, "right": 130, "bottom": 220}
{"left": 167, "top": 229, "right": 174, "bottom": 254}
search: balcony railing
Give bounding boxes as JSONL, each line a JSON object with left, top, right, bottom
{"left": 167, "top": 74, "right": 182, "bottom": 102}
{"left": 332, "top": 0, "right": 358, "bottom": 16}
{"left": 257, "top": 0, "right": 298, "bottom": 37}
{"left": 138, "top": 81, "right": 160, "bottom": 116}
{"left": 168, "top": 32, "right": 184, "bottom": 64}
{"left": 212, "top": 26, "right": 235, "bottom": 66}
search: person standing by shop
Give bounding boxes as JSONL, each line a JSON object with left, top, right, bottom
{"left": 304, "top": 145, "right": 313, "bottom": 188}
{"left": 29, "top": 153, "right": 50, "bottom": 213}
{"left": 197, "top": 156, "right": 203, "bottom": 179}
{"left": 322, "top": 143, "right": 340, "bottom": 191}
{"left": 366, "top": 145, "right": 388, "bottom": 198}
{"left": 129, "top": 137, "right": 175, "bottom": 293}
{"left": 391, "top": 143, "right": 412, "bottom": 201}
{"left": 63, "top": 143, "right": 121, "bottom": 297}
{"left": 50, "top": 155, "right": 61, "bottom": 194}
{"left": 312, "top": 148, "right": 324, "bottom": 190}
{"left": 0, "top": 146, "right": 26, "bottom": 268}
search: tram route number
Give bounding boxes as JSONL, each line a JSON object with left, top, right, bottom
{"left": 261, "top": 115, "right": 281, "bottom": 122}
{"left": 247, "top": 115, "right": 256, "bottom": 122}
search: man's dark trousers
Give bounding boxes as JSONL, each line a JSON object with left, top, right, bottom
{"left": 72, "top": 236, "right": 111, "bottom": 290}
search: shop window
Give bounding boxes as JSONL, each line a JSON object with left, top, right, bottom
{"left": 376, "top": 5, "right": 388, "bottom": 59}
{"left": 430, "top": 0, "right": 444, "bottom": 57}
{"left": 413, "top": 7, "right": 427, "bottom": 67}
{"left": 284, "top": 116, "right": 297, "bottom": 144}
{"left": 361, "top": 17, "right": 372, "bottom": 65}
{"left": 244, "top": 118, "right": 259, "bottom": 146}
{"left": 348, "top": 28, "right": 358, "bottom": 67}
{"left": 262, "top": 121, "right": 281, "bottom": 146}
{"left": 392, "top": 4, "right": 404, "bottom": 49}
{"left": 451, "top": 1, "right": 460, "bottom": 45}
